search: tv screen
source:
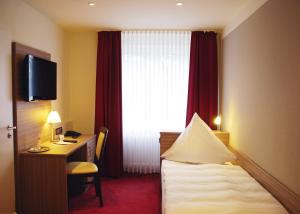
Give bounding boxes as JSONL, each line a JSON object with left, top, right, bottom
{"left": 23, "top": 54, "right": 57, "bottom": 101}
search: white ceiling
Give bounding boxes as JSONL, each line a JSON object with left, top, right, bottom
{"left": 24, "top": 0, "right": 268, "bottom": 34}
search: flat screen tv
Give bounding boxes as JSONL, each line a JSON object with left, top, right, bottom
{"left": 23, "top": 54, "right": 57, "bottom": 102}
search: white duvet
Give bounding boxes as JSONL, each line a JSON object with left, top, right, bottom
{"left": 161, "top": 160, "right": 288, "bottom": 214}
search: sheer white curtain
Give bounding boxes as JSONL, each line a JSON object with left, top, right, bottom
{"left": 122, "top": 31, "right": 191, "bottom": 173}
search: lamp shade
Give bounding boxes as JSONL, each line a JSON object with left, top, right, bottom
{"left": 214, "top": 116, "right": 221, "bottom": 126}
{"left": 47, "top": 111, "right": 61, "bottom": 124}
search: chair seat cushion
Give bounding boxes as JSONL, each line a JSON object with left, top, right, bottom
{"left": 66, "top": 162, "right": 98, "bottom": 175}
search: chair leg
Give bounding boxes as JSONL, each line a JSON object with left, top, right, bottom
{"left": 94, "top": 175, "right": 100, "bottom": 196}
{"left": 94, "top": 175, "right": 103, "bottom": 207}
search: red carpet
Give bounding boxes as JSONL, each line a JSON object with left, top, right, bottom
{"left": 69, "top": 174, "right": 161, "bottom": 214}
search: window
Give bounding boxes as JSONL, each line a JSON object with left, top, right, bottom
{"left": 122, "top": 31, "right": 191, "bottom": 173}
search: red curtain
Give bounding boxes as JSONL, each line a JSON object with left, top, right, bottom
{"left": 186, "top": 31, "right": 218, "bottom": 129}
{"left": 94, "top": 31, "right": 123, "bottom": 177}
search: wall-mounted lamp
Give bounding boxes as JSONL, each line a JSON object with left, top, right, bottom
{"left": 47, "top": 111, "right": 61, "bottom": 142}
{"left": 214, "top": 115, "right": 221, "bottom": 131}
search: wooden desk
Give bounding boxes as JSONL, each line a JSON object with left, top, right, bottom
{"left": 19, "top": 134, "right": 96, "bottom": 214}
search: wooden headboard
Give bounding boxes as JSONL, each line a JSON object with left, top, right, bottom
{"left": 159, "top": 131, "right": 300, "bottom": 214}
{"left": 159, "top": 131, "right": 229, "bottom": 155}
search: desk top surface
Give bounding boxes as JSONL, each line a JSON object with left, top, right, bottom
{"left": 21, "top": 134, "right": 96, "bottom": 157}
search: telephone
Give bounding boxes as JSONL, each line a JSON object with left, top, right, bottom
{"left": 64, "top": 130, "right": 81, "bottom": 138}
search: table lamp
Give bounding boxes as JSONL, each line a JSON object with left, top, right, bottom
{"left": 47, "top": 111, "right": 61, "bottom": 142}
{"left": 214, "top": 115, "right": 221, "bottom": 131}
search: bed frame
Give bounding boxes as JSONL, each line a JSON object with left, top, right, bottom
{"left": 159, "top": 132, "right": 300, "bottom": 214}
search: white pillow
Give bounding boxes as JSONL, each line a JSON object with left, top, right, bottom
{"left": 161, "top": 113, "right": 236, "bottom": 164}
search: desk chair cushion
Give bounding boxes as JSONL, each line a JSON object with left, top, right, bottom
{"left": 66, "top": 162, "right": 98, "bottom": 175}
{"left": 96, "top": 132, "right": 105, "bottom": 160}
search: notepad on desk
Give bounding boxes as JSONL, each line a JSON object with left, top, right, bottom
{"left": 54, "top": 141, "right": 72, "bottom": 145}
{"left": 54, "top": 140, "right": 77, "bottom": 145}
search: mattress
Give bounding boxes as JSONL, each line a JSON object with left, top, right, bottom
{"left": 161, "top": 160, "right": 288, "bottom": 214}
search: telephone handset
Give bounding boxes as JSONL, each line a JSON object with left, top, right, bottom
{"left": 64, "top": 130, "right": 81, "bottom": 138}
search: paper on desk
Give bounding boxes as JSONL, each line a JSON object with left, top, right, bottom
{"left": 54, "top": 141, "right": 74, "bottom": 145}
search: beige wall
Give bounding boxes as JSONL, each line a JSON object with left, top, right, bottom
{"left": 0, "top": 0, "right": 69, "bottom": 121}
{"left": 222, "top": 0, "right": 300, "bottom": 195}
{"left": 65, "top": 31, "right": 98, "bottom": 134}
{"left": 0, "top": 0, "right": 68, "bottom": 212}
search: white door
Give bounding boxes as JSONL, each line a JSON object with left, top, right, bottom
{"left": 0, "top": 30, "right": 16, "bottom": 213}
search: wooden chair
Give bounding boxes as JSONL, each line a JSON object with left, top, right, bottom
{"left": 66, "top": 127, "right": 109, "bottom": 207}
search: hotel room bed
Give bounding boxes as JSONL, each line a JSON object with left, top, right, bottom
{"left": 160, "top": 114, "right": 298, "bottom": 213}
{"left": 161, "top": 159, "right": 288, "bottom": 214}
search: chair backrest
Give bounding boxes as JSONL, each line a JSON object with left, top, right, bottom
{"left": 95, "top": 127, "right": 109, "bottom": 170}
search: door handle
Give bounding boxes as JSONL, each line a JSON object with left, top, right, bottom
{"left": 7, "top": 125, "right": 17, "bottom": 131}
